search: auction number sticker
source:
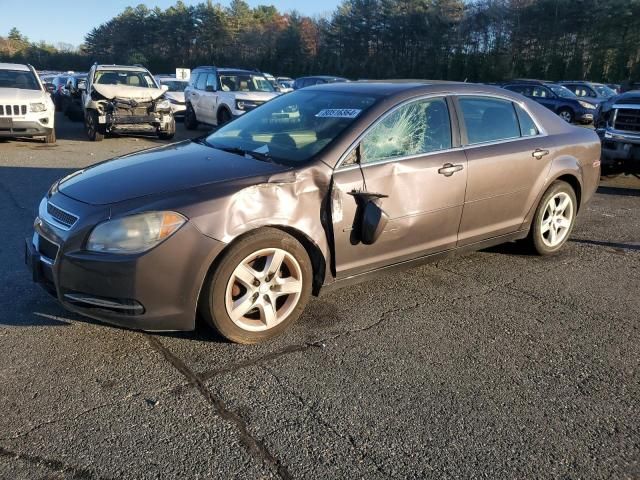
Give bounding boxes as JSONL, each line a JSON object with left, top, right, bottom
{"left": 315, "top": 109, "right": 362, "bottom": 118}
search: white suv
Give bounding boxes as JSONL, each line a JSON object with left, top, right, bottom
{"left": 0, "top": 63, "right": 56, "bottom": 143}
{"left": 184, "top": 67, "right": 279, "bottom": 129}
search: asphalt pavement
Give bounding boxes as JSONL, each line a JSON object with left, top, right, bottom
{"left": 0, "top": 114, "right": 638, "bottom": 479}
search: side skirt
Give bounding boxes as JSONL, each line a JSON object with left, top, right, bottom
{"left": 318, "top": 229, "right": 530, "bottom": 296}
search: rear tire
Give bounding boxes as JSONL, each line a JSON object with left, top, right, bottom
{"left": 526, "top": 180, "right": 577, "bottom": 255}
{"left": 199, "top": 228, "right": 313, "bottom": 344}
{"left": 184, "top": 104, "right": 198, "bottom": 130}
{"left": 85, "top": 110, "right": 104, "bottom": 141}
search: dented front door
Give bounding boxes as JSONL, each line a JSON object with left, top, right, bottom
{"left": 331, "top": 150, "right": 467, "bottom": 278}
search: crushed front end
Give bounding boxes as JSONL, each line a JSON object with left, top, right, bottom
{"left": 100, "top": 96, "right": 174, "bottom": 135}
{"left": 596, "top": 95, "right": 640, "bottom": 175}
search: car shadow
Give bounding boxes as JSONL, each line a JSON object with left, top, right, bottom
{"left": 570, "top": 238, "right": 640, "bottom": 251}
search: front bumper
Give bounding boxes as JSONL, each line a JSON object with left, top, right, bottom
{"left": 26, "top": 195, "right": 226, "bottom": 331}
{"left": 576, "top": 111, "right": 594, "bottom": 124}
{"left": 598, "top": 128, "right": 640, "bottom": 173}
{"left": 99, "top": 112, "right": 173, "bottom": 132}
{"left": 0, "top": 119, "right": 53, "bottom": 138}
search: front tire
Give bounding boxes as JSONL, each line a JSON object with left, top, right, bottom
{"left": 184, "top": 104, "right": 198, "bottom": 130}
{"left": 558, "top": 108, "right": 574, "bottom": 123}
{"left": 527, "top": 180, "right": 577, "bottom": 255}
{"left": 199, "top": 228, "right": 313, "bottom": 344}
{"left": 85, "top": 110, "right": 104, "bottom": 141}
{"left": 217, "top": 107, "right": 231, "bottom": 126}
{"left": 158, "top": 117, "right": 176, "bottom": 140}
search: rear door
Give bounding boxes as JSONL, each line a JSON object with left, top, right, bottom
{"left": 331, "top": 96, "right": 468, "bottom": 277}
{"left": 455, "top": 95, "right": 553, "bottom": 245}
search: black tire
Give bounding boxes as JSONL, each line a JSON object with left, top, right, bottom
{"left": 199, "top": 228, "right": 313, "bottom": 344}
{"left": 217, "top": 107, "right": 231, "bottom": 126}
{"left": 184, "top": 104, "right": 198, "bottom": 130}
{"left": 44, "top": 128, "right": 56, "bottom": 144}
{"left": 526, "top": 180, "right": 577, "bottom": 255}
{"left": 85, "top": 110, "right": 104, "bottom": 141}
{"left": 557, "top": 107, "right": 574, "bottom": 123}
{"left": 158, "top": 117, "right": 176, "bottom": 140}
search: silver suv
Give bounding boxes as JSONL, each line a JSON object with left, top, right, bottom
{"left": 184, "top": 67, "right": 279, "bottom": 129}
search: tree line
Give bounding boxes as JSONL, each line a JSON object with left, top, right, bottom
{"left": 2, "top": 0, "right": 639, "bottom": 83}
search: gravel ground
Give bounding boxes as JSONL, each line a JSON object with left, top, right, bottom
{"left": 0, "top": 114, "right": 638, "bottom": 479}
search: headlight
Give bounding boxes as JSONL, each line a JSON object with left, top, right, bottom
{"left": 155, "top": 100, "right": 171, "bottom": 110}
{"left": 579, "top": 100, "right": 596, "bottom": 110}
{"left": 86, "top": 212, "right": 186, "bottom": 254}
{"left": 236, "top": 100, "right": 259, "bottom": 111}
{"left": 30, "top": 102, "right": 47, "bottom": 112}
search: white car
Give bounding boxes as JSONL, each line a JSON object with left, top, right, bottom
{"left": 184, "top": 67, "right": 279, "bottom": 129}
{"left": 156, "top": 76, "right": 188, "bottom": 117}
{"left": 0, "top": 63, "right": 56, "bottom": 143}
{"left": 80, "top": 64, "right": 175, "bottom": 141}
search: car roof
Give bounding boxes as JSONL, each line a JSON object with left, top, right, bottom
{"left": 95, "top": 64, "right": 149, "bottom": 72}
{"left": 304, "top": 80, "right": 516, "bottom": 99}
{"left": 0, "top": 63, "right": 31, "bottom": 71}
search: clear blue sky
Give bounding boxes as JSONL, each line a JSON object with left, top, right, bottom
{"left": 0, "top": 0, "right": 341, "bottom": 47}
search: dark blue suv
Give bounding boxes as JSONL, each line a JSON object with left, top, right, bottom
{"left": 502, "top": 81, "right": 598, "bottom": 124}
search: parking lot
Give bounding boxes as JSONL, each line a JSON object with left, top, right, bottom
{"left": 1, "top": 113, "right": 639, "bottom": 479}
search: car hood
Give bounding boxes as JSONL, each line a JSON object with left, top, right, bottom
{"left": 58, "top": 140, "right": 289, "bottom": 205}
{"left": 234, "top": 91, "right": 280, "bottom": 101}
{"left": 0, "top": 87, "right": 47, "bottom": 102}
{"left": 93, "top": 84, "right": 166, "bottom": 101}
{"left": 164, "top": 91, "right": 185, "bottom": 103}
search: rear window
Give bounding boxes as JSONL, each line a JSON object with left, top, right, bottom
{"left": 458, "top": 97, "right": 521, "bottom": 145}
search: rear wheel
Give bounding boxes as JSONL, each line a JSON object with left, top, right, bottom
{"left": 199, "top": 228, "right": 312, "bottom": 344}
{"left": 526, "top": 180, "right": 577, "bottom": 255}
{"left": 558, "top": 108, "right": 574, "bottom": 123}
{"left": 184, "top": 104, "right": 198, "bottom": 130}
{"left": 85, "top": 110, "right": 104, "bottom": 141}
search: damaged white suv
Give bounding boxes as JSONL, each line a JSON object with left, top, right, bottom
{"left": 80, "top": 64, "right": 175, "bottom": 141}
{"left": 0, "top": 63, "right": 56, "bottom": 143}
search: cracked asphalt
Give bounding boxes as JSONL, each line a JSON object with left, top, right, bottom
{"left": 0, "top": 114, "right": 639, "bottom": 479}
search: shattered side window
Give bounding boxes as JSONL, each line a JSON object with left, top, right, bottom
{"left": 360, "top": 97, "right": 451, "bottom": 164}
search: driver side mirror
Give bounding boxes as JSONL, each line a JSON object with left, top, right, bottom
{"left": 77, "top": 80, "right": 87, "bottom": 91}
{"left": 161, "top": 84, "right": 169, "bottom": 92}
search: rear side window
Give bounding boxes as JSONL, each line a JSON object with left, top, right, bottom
{"left": 458, "top": 97, "right": 521, "bottom": 145}
{"left": 515, "top": 104, "right": 539, "bottom": 137}
{"left": 195, "top": 73, "right": 207, "bottom": 91}
{"left": 205, "top": 73, "right": 217, "bottom": 90}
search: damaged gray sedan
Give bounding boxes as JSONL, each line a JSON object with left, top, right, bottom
{"left": 26, "top": 82, "right": 601, "bottom": 343}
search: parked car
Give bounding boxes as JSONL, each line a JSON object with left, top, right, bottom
{"left": 595, "top": 90, "right": 640, "bottom": 175}
{"left": 61, "top": 74, "right": 87, "bottom": 121}
{"left": 156, "top": 75, "right": 188, "bottom": 118}
{"left": 80, "top": 64, "right": 175, "bottom": 141}
{"left": 26, "top": 82, "right": 600, "bottom": 343}
{"left": 293, "top": 76, "right": 348, "bottom": 89}
{"left": 276, "top": 76, "right": 294, "bottom": 92}
{"left": 184, "top": 66, "right": 279, "bottom": 129}
{"left": 50, "top": 74, "right": 71, "bottom": 111}
{"left": 558, "top": 81, "right": 617, "bottom": 100}
{"left": 502, "top": 80, "right": 598, "bottom": 123}
{"left": 0, "top": 62, "right": 56, "bottom": 143}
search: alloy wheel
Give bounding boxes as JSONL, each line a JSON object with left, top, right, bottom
{"left": 559, "top": 110, "right": 573, "bottom": 123}
{"left": 540, "top": 192, "right": 574, "bottom": 247}
{"left": 225, "top": 248, "right": 303, "bottom": 332}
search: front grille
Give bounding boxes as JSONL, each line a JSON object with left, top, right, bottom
{"left": 38, "top": 235, "right": 59, "bottom": 261}
{"left": 47, "top": 202, "right": 78, "bottom": 229}
{"left": 0, "top": 104, "right": 27, "bottom": 117}
{"left": 614, "top": 108, "right": 640, "bottom": 133}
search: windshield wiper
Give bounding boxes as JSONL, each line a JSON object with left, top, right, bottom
{"left": 211, "top": 144, "right": 278, "bottom": 164}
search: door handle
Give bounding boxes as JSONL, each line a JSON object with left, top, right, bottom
{"left": 438, "top": 163, "right": 464, "bottom": 177}
{"left": 532, "top": 149, "right": 549, "bottom": 159}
